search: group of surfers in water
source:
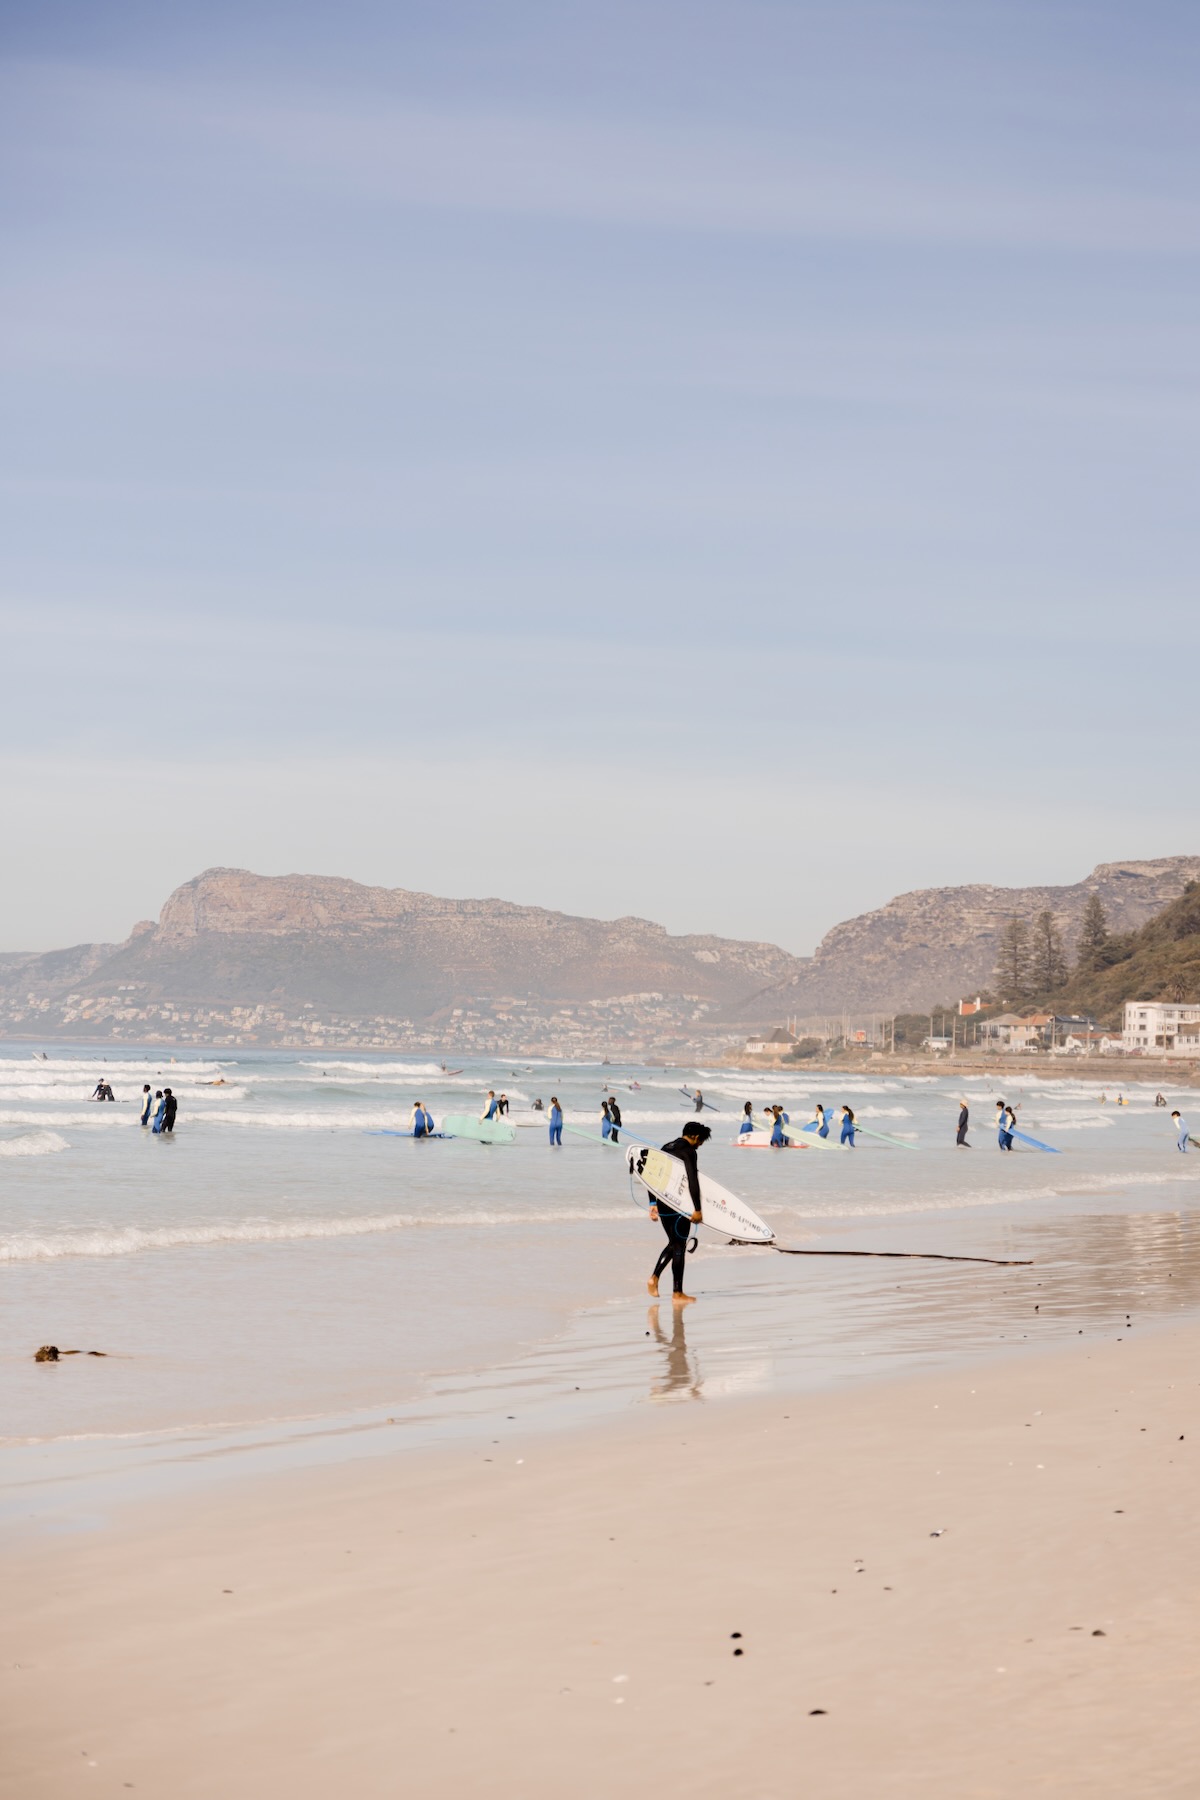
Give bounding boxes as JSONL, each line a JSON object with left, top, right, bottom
{"left": 737, "top": 1100, "right": 857, "bottom": 1146}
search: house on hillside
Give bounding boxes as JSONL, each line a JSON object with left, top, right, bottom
{"left": 1061, "top": 1030, "right": 1124, "bottom": 1054}
{"left": 958, "top": 996, "right": 984, "bottom": 1016}
{"left": 1123, "top": 1000, "right": 1200, "bottom": 1054}
{"left": 978, "top": 1013, "right": 1043, "bottom": 1052}
{"left": 744, "top": 1028, "right": 797, "bottom": 1056}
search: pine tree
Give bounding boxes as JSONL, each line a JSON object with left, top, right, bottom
{"left": 1075, "top": 894, "right": 1110, "bottom": 973}
{"left": 996, "top": 917, "right": 1031, "bottom": 1002}
{"left": 1032, "top": 909, "right": 1067, "bottom": 993}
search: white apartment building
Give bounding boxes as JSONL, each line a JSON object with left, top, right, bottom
{"left": 1123, "top": 1001, "right": 1200, "bottom": 1054}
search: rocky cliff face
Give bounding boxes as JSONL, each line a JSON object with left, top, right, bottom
{"left": 737, "top": 857, "right": 1200, "bottom": 1018}
{"left": 53, "top": 867, "right": 807, "bottom": 1017}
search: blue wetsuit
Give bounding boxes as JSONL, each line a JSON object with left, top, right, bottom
{"left": 548, "top": 1105, "right": 563, "bottom": 1146}
{"left": 483, "top": 1099, "right": 498, "bottom": 1121}
{"left": 1177, "top": 1117, "right": 1190, "bottom": 1152}
{"left": 840, "top": 1113, "right": 855, "bottom": 1147}
{"left": 601, "top": 1105, "right": 612, "bottom": 1140}
{"left": 150, "top": 1098, "right": 166, "bottom": 1134}
{"left": 412, "top": 1108, "right": 432, "bottom": 1138}
{"left": 770, "top": 1111, "right": 789, "bottom": 1147}
{"left": 738, "top": 1109, "right": 754, "bottom": 1136}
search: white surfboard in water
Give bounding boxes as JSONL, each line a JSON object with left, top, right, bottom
{"left": 626, "top": 1145, "right": 774, "bottom": 1243}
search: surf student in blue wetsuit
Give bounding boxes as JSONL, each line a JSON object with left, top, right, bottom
{"left": 738, "top": 1101, "right": 754, "bottom": 1136}
{"left": 410, "top": 1102, "right": 433, "bottom": 1138}
{"left": 481, "top": 1091, "right": 498, "bottom": 1122}
{"left": 150, "top": 1091, "right": 166, "bottom": 1133}
{"left": 769, "top": 1105, "right": 790, "bottom": 1147}
{"left": 996, "top": 1101, "right": 1014, "bottom": 1151}
{"left": 548, "top": 1098, "right": 563, "bottom": 1146}
{"left": 839, "top": 1105, "right": 856, "bottom": 1147}
{"left": 648, "top": 1122, "right": 709, "bottom": 1305}
{"left": 601, "top": 1100, "right": 613, "bottom": 1140}
{"left": 1172, "top": 1110, "right": 1190, "bottom": 1152}
{"left": 806, "top": 1103, "right": 830, "bottom": 1139}
{"left": 139, "top": 1084, "right": 153, "bottom": 1126}
{"left": 607, "top": 1096, "right": 622, "bottom": 1145}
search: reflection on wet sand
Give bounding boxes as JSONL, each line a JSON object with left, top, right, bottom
{"left": 646, "top": 1305, "right": 701, "bottom": 1402}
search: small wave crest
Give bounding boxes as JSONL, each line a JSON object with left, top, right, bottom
{"left": 0, "top": 1206, "right": 634, "bottom": 1261}
{"left": 0, "top": 1130, "right": 68, "bottom": 1158}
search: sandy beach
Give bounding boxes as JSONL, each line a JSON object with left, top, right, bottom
{"left": 6, "top": 1318, "right": 1200, "bottom": 1799}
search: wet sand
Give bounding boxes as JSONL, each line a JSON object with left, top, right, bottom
{"left": 5, "top": 1320, "right": 1200, "bottom": 1798}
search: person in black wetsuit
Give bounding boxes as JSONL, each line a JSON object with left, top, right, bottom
{"left": 607, "top": 1095, "right": 622, "bottom": 1144}
{"left": 648, "top": 1122, "right": 710, "bottom": 1306}
{"left": 956, "top": 1101, "right": 970, "bottom": 1147}
{"left": 161, "top": 1088, "right": 177, "bottom": 1134}
{"left": 693, "top": 1089, "right": 705, "bottom": 1114}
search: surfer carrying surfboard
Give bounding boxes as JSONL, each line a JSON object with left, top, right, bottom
{"left": 647, "top": 1122, "right": 709, "bottom": 1306}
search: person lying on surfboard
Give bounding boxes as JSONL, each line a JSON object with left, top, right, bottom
{"left": 647, "top": 1122, "right": 710, "bottom": 1307}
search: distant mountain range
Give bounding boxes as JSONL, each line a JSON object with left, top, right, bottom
{"left": 1, "top": 857, "right": 1197, "bottom": 1050}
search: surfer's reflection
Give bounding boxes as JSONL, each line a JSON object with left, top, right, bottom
{"left": 647, "top": 1306, "right": 702, "bottom": 1401}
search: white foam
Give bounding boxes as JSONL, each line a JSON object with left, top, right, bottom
{"left": 0, "top": 1207, "right": 634, "bottom": 1262}
{"left": 0, "top": 1130, "right": 68, "bottom": 1158}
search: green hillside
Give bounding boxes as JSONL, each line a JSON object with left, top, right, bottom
{"left": 1038, "top": 883, "right": 1200, "bottom": 1022}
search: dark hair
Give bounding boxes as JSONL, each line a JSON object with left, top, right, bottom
{"left": 743, "top": 1101, "right": 753, "bottom": 1115}
{"left": 682, "top": 1121, "right": 711, "bottom": 1144}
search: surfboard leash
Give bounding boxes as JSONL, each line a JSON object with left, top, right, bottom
{"left": 727, "top": 1240, "right": 1032, "bottom": 1267}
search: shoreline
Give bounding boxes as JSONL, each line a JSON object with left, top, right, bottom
{"left": 5, "top": 1321, "right": 1200, "bottom": 1797}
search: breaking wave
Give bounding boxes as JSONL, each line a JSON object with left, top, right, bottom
{"left": 0, "top": 1207, "right": 634, "bottom": 1262}
{"left": 0, "top": 1130, "right": 68, "bottom": 1158}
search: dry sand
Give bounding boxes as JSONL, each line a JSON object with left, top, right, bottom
{"left": 5, "top": 1322, "right": 1200, "bottom": 1799}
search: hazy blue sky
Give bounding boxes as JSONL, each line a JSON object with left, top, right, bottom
{"left": 3, "top": 0, "right": 1198, "bottom": 953}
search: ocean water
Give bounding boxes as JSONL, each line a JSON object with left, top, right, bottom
{"left": 3, "top": 1047, "right": 1200, "bottom": 1512}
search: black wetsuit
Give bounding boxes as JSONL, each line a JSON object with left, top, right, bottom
{"left": 162, "top": 1093, "right": 178, "bottom": 1134}
{"left": 608, "top": 1099, "right": 622, "bottom": 1144}
{"left": 652, "top": 1136, "right": 702, "bottom": 1294}
{"left": 956, "top": 1105, "right": 969, "bottom": 1146}
{"left": 693, "top": 1092, "right": 704, "bottom": 1113}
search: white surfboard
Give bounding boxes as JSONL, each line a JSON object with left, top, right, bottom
{"left": 626, "top": 1145, "right": 774, "bottom": 1244}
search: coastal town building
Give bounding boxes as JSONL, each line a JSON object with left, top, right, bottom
{"left": 1123, "top": 1000, "right": 1200, "bottom": 1054}
{"left": 743, "top": 1028, "right": 798, "bottom": 1055}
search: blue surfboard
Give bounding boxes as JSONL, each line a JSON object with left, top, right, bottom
{"left": 1010, "top": 1127, "right": 1060, "bottom": 1153}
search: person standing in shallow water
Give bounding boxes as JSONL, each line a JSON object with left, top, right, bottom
{"left": 738, "top": 1101, "right": 754, "bottom": 1137}
{"left": 548, "top": 1097, "right": 563, "bottom": 1147}
{"left": 693, "top": 1089, "right": 705, "bottom": 1114}
{"left": 1172, "top": 1110, "right": 1190, "bottom": 1152}
{"left": 839, "top": 1105, "right": 856, "bottom": 1147}
{"left": 647, "top": 1121, "right": 708, "bottom": 1306}
{"left": 139, "top": 1083, "right": 153, "bottom": 1126}
{"left": 150, "top": 1090, "right": 166, "bottom": 1133}
{"left": 996, "top": 1101, "right": 1014, "bottom": 1151}
{"left": 607, "top": 1094, "right": 622, "bottom": 1145}
{"left": 956, "top": 1100, "right": 970, "bottom": 1147}
{"left": 600, "top": 1099, "right": 613, "bottom": 1141}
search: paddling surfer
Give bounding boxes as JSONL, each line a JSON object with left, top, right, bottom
{"left": 647, "top": 1121, "right": 708, "bottom": 1306}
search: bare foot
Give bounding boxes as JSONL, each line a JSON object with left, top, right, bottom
{"left": 673, "top": 1292, "right": 697, "bottom": 1306}
{"left": 646, "top": 1278, "right": 659, "bottom": 1297}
